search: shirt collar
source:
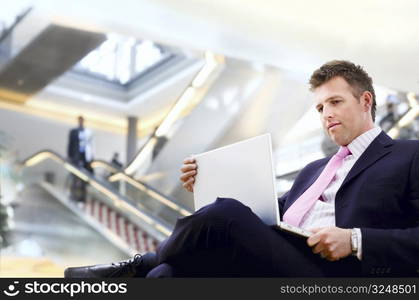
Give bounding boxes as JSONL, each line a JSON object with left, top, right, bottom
{"left": 346, "top": 126, "right": 382, "bottom": 159}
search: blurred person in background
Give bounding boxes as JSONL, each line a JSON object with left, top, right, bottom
{"left": 67, "top": 116, "right": 94, "bottom": 204}
{"left": 111, "top": 152, "right": 123, "bottom": 169}
{"left": 378, "top": 102, "right": 397, "bottom": 132}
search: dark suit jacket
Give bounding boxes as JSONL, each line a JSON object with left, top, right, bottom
{"left": 67, "top": 128, "right": 81, "bottom": 163}
{"left": 278, "top": 131, "right": 419, "bottom": 276}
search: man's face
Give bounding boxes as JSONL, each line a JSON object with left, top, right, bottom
{"left": 78, "top": 117, "right": 84, "bottom": 128}
{"left": 314, "top": 76, "right": 373, "bottom": 146}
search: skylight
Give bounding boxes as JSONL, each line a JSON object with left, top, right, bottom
{"left": 74, "top": 33, "right": 168, "bottom": 85}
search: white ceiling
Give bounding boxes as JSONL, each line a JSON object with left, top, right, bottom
{"left": 19, "top": 0, "right": 418, "bottom": 94}
{"left": 4, "top": 0, "right": 419, "bottom": 123}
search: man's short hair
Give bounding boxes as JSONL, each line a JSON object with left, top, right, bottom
{"left": 309, "top": 60, "right": 376, "bottom": 121}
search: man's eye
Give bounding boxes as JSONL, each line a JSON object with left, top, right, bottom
{"left": 331, "top": 100, "right": 340, "bottom": 104}
{"left": 317, "top": 107, "right": 323, "bottom": 113}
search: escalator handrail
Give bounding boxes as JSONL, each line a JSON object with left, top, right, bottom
{"left": 90, "top": 159, "right": 120, "bottom": 174}
{"left": 20, "top": 150, "right": 173, "bottom": 239}
{"left": 107, "top": 170, "right": 192, "bottom": 216}
{"left": 22, "top": 150, "right": 192, "bottom": 216}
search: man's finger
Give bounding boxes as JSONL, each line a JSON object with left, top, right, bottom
{"left": 307, "top": 233, "right": 321, "bottom": 247}
{"left": 182, "top": 177, "right": 195, "bottom": 188}
{"left": 312, "top": 243, "right": 325, "bottom": 254}
{"left": 306, "top": 227, "right": 328, "bottom": 247}
{"left": 180, "top": 170, "right": 196, "bottom": 182}
{"left": 180, "top": 164, "right": 197, "bottom": 173}
{"left": 183, "top": 178, "right": 195, "bottom": 192}
{"left": 324, "top": 252, "right": 339, "bottom": 261}
{"left": 183, "top": 157, "right": 196, "bottom": 164}
{"left": 182, "top": 182, "right": 191, "bottom": 192}
{"left": 186, "top": 177, "right": 195, "bottom": 185}
{"left": 309, "top": 227, "right": 323, "bottom": 234}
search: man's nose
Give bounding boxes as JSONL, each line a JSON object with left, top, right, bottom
{"left": 322, "top": 106, "right": 335, "bottom": 120}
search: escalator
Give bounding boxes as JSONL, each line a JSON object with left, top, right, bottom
{"left": 0, "top": 47, "right": 222, "bottom": 274}
{"left": 4, "top": 184, "right": 128, "bottom": 270}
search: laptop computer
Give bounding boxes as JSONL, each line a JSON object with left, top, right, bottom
{"left": 193, "top": 133, "right": 312, "bottom": 238}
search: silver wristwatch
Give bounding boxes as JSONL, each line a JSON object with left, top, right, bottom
{"left": 350, "top": 229, "right": 358, "bottom": 256}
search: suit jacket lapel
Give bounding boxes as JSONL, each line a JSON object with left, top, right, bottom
{"left": 338, "top": 131, "right": 394, "bottom": 192}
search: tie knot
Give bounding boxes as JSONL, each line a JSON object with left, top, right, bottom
{"left": 335, "top": 146, "right": 350, "bottom": 158}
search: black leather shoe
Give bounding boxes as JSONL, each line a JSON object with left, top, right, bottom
{"left": 64, "top": 253, "right": 156, "bottom": 278}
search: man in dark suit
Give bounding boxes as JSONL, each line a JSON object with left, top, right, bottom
{"left": 68, "top": 116, "right": 94, "bottom": 171}
{"left": 67, "top": 116, "right": 94, "bottom": 203}
{"left": 65, "top": 60, "right": 419, "bottom": 277}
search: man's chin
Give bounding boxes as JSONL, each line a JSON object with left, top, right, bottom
{"left": 325, "top": 130, "right": 347, "bottom": 146}
{"left": 329, "top": 135, "right": 348, "bottom": 147}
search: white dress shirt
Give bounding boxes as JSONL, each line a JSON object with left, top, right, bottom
{"left": 78, "top": 128, "right": 94, "bottom": 162}
{"left": 299, "top": 126, "right": 382, "bottom": 259}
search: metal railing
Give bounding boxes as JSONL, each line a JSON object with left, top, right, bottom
{"left": 21, "top": 150, "right": 174, "bottom": 242}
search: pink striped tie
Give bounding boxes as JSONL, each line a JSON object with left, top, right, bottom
{"left": 283, "top": 146, "right": 351, "bottom": 226}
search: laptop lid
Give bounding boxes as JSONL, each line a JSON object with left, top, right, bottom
{"left": 193, "top": 133, "right": 280, "bottom": 226}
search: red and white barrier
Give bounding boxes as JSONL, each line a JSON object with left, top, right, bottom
{"left": 84, "top": 198, "right": 159, "bottom": 253}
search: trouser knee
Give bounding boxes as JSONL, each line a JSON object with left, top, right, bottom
{"left": 191, "top": 197, "right": 253, "bottom": 224}
{"left": 161, "top": 197, "right": 253, "bottom": 253}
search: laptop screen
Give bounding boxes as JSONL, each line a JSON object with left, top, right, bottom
{"left": 193, "top": 133, "right": 280, "bottom": 226}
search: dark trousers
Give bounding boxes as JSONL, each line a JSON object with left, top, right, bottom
{"left": 147, "top": 198, "right": 362, "bottom": 277}
{"left": 70, "top": 152, "right": 93, "bottom": 203}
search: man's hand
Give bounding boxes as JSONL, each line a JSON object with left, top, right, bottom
{"left": 306, "top": 227, "right": 352, "bottom": 261}
{"left": 180, "top": 157, "right": 197, "bottom": 192}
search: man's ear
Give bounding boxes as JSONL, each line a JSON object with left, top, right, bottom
{"left": 361, "top": 91, "right": 373, "bottom": 112}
